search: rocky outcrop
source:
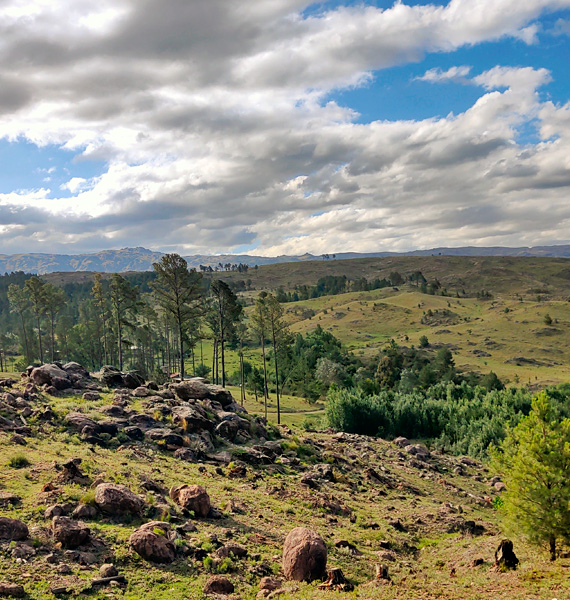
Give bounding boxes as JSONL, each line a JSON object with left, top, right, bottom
{"left": 173, "top": 379, "right": 234, "bottom": 408}
{"left": 94, "top": 483, "right": 145, "bottom": 517}
{"left": 170, "top": 484, "right": 211, "bottom": 517}
{"left": 129, "top": 521, "right": 177, "bottom": 563}
{"left": 96, "top": 366, "right": 144, "bottom": 389}
{"left": 282, "top": 527, "right": 327, "bottom": 582}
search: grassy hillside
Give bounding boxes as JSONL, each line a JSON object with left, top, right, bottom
{"left": 1, "top": 383, "right": 569, "bottom": 599}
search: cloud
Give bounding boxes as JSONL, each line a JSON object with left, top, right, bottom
{"left": 0, "top": 0, "right": 568, "bottom": 255}
{"left": 416, "top": 65, "right": 472, "bottom": 83}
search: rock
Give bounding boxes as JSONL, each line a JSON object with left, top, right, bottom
{"left": 216, "top": 542, "right": 248, "bottom": 559}
{"left": 404, "top": 443, "right": 430, "bottom": 459}
{"left": 0, "top": 582, "right": 25, "bottom": 597}
{"left": 173, "top": 448, "right": 196, "bottom": 462}
{"left": 62, "top": 362, "right": 90, "bottom": 379}
{"left": 100, "top": 564, "right": 118, "bottom": 578}
{"left": 172, "top": 405, "right": 214, "bottom": 433}
{"left": 0, "top": 517, "right": 28, "bottom": 541}
{"left": 94, "top": 483, "right": 145, "bottom": 516}
{"left": 393, "top": 436, "right": 410, "bottom": 447}
{"left": 282, "top": 527, "right": 327, "bottom": 582}
{"left": 0, "top": 492, "right": 21, "bottom": 507}
{"left": 65, "top": 412, "right": 101, "bottom": 434}
{"left": 170, "top": 484, "right": 211, "bottom": 517}
{"left": 72, "top": 504, "right": 98, "bottom": 519}
{"left": 123, "top": 371, "right": 145, "bottom": 389}
{"left": 495, "top": 539, "right": 519, "bottom": 570}
{"left": 45, "top": 504, "right": 67, "bottom": 519}
{"left": 133, "top": 386, "right": 150, "bottom": 397}
{"left": 494, "top": 481, "right": 507, "bottom": 492}
{"left": 129, "top": 521, "right": 177, "bottom": 563}
{"left": 259, "top": 577, "right": 282, "bottom": 592}
{"left": 174, "top": 380, "right": 234, "bottom": 408}
{"left": 51, "top": 516, "right": 90, "bottom": 549}
{"left": 145, "top": 428, "right": 185, "bottom": 447}
{"left": 82, "top": 391, "right": 101, "bottom": 401}
{"left": 203, "top": 575, "right": 234, "bottom": 595}
{"left": 30, "top": 364, "right": 68, "bottom": 387}
{"left": 124, "top": 426, "right": 144, "bottom": 440}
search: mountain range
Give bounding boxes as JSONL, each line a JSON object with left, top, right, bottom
{"left": 1, "top": 244, "right": 569, "bottom": 274}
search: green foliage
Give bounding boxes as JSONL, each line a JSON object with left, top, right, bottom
{"left": 326, "top": 382, "right": 536, "bottom": 456}
{"left": 491, "top": 392, "right": 570, "bottom": 560}
{"left": 8, "top": 453, "right": 31, "bottom": 469}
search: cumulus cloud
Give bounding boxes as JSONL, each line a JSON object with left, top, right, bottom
{"left": 416, "top": 65, "right": 473, "bottom": 83}
{"left": 0, "top": 0, "right": 569, "bottom": 255}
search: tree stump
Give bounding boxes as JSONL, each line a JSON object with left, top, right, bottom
{"left": 495, "top": 539, "right": 519, "bottom": 570}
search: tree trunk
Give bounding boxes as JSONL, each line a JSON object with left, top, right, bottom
{"left": 19, "top": 311, "right": 30, "bottom": 361}
{"left": 260, "top": 335, "right": 269, "bottom": 420}
{"left": 178, "top": 321, "right": 185, "bottom": 381}
{"left": 550, "top": 536, "right": 556, "bottom": 561}
{"left": 50, "top": 315, "right": 56, "bottom": 363}
{"left": 272, "top": 327, "right": 280, "bottom": 424}
{"left": 117, "top": 313, "right": 123, "bottom": 371}
{"left": 36, "top": 312, "right": 44, "bottom": 364}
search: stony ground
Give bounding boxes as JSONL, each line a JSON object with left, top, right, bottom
{"left": 1, "top": 364, "right": 569, "bottom": 599}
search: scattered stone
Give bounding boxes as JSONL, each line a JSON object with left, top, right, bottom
{"left": 129, "top": 521, "right": 177, "bottom": 563}
{"left": 494, "top": 481, "right": 507, "bottom": 492}
{"left": 334, "top": 540, "right": 362, "bottom": 555}
{"left": 51, "top": 516, "right": 90, "bottom": 549}
{"left": 282, "top": 527, "right": 327, "bottom": 582}
{"left": 0, "top": 582, "right": 25, "bottom": 597}
{"left": 124, "top": 426, "right": 144, "bottom": 440}
{"left": 82, "top": 391, "right": 101, "bottom": 401}
{"left": 169, "top": 484, "right": 211, "bottom": 518}
{"left": 0, "top": 517, "right": 28, "bottom": 541}
{"left": 203, "top": 575, "right": 234, "bottom": 596}
{"left": 216, "top": 542, "right": 248, "bottom": 559}
{"left": 495, "top": 539, "right": 519, "bottom": 570}
{"left": 405, "top": 444, "right": 430, "bottom": 459}
{"left": 0, "top": 492, "right": 21, "bottom": 507}
{"left": 94, "top": 483, "right": 145, "bottom": 516}
{"left": 100, "top": 564, "right": 118, "bottom": 578}
{"left": 393, "top": 436, "right": 410, "bottom": 447}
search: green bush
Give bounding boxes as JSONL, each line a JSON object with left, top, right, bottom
{"left": 8, "top": 454, "right": 30, "bottom": 469}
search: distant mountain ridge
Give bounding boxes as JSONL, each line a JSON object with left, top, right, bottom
{"left": 1, "top": 244, "right": 569, "bottom": 274}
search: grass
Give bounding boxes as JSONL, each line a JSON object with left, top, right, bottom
{"left": 2, "top": 385, "right": 570, "bottom": 599}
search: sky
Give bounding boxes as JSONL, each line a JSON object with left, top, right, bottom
{"left": 0, "top": 0, "right": 570, "bottom": 256}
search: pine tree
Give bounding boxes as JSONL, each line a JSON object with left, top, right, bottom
{"left": 492, "top": 392, "right": 570, "bottom": 561}
{"left": 152, "top": 254, "right": 203, "bottom": 380}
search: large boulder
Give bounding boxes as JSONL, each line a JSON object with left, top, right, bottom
{"left": 51, "top": 516, "right": 90, "bottom": 549}
{"left": 282, "top": 527, "right": 327, "bottom": 582}
{"left": 30, "top": 364, "right": 70, "bottom": 388}
{"left": 173, "top": 380, "right": 233, "bottom": 408}
{"left": 94, "top": 483, "right": 145, "bottom": 517}
{"left": 65, "top": 412, "right": 101, "bottom": 434}
{"left": 98, "top": 366, "right": 124, "bottom": 387}
{"left": 169, "top": 484, "right": 211, "bottom": 517}
{"left": 145, "top": 428, "right": 185, "bottom": 447}
{"left": 172, "top": 405, "right": 214, "bottom": 433}
{"left": 0, "top": 517, "right": 28, "bottom": 541}
{"left": 129, "top": 521, "right": 176, "bottom": 563}
{"left": 62, "top": 362, "right": 90, "bottom": 379}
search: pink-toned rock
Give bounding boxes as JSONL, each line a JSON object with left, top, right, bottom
{"left": 282, "top": 527, "right": 327, "bottom": 582}
{"left": 0, "top": 517, "right": 28, "bottom": 541}
{"left": 169, "top": 484, "right": 210, "bottom": 517}
{"left": 129, "top": 521, "right": 176, "bottom": 563}
{"left": 94, "top": 483, "right": 145, "bottom": 516}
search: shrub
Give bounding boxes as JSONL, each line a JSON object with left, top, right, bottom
{"left": 8, "top": 454, "right": 30, "bottom": 469}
